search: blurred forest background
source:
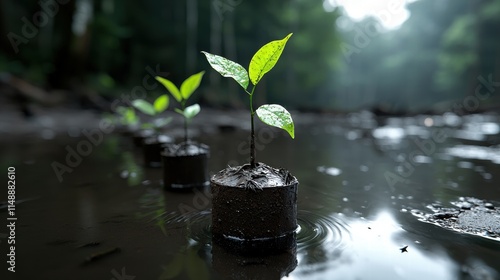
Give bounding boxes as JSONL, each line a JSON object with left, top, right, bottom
{"left": 1, "top": 0, "right": 500, "bottom": 114}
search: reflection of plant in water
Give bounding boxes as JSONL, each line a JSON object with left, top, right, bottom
{"left": 136, "top": 188, "right": 169, "bottom": 235}
{"left": 120, "top": 152, "right": 143, "bottom": 186}
{"left": 159, "top": 243, "right": 209, "bottom": 280}
{"left": 135, "top": 189, "right": 210, "bottom": 279}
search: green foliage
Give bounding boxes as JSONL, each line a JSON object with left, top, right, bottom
{"left": 155, "top": 71, "right": 205, "bottom": 142}
{"left": 174, "top": 104, "right": 200, "bottom": 121}
{"left": 154, "top": 95, "right": 169, "bottom": 113}
{"left": 201, "top": 52, "right": 249, "bottom": 90}
{"left": 256, "top": 104, "right": 294, "bottom": 138}
{"left": 204, "top": 33, "right": 295, "bottom": 139}
{"left": 203, "top": 33, "right": 295, "bottom": 167}
{"left": 132, "top": 100, "right": 156, "bottom": 116}
{"left": 116, "top": 106, "right": 138, "bottom": 126}
{"left": 155, "top": 71, "right": 204, "bottom": 118}
{"left": 130, "top": 94, "right": 171, "bottom": 130}
{"left": 249, "top": 33, "right": 292, "bottom": 86}
{"left": 132, "top": 94, "right": 169, "bottom": 116}
{"left": 180, "top": 71, "right": 206, "bottom": 100}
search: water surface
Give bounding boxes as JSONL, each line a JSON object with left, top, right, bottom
{"left": 1, "top": 111, "right": 499, "bottom": 279}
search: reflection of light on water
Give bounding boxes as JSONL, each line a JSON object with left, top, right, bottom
{"left": 424, "top": 117, "right": 434, "bottom": 127}
{"left": 446, "top": 145, "right": 500, "bottom": 164}
{"left": 291, "top": 211, "right": 457, "bottom": 279}
{"left": 317, "top": 166, "right": 342, "bottom": 176}
{"left": 372, "top": 126, "right": 405, "bottom": 140}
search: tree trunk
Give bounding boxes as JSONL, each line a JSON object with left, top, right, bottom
{"left": 186, "top": 0, "right": 198, "bottom": 75}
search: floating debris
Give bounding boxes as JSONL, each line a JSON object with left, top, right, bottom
{"left": 400, "top": 245, "right": 408, "bottom": 253}
{"left": 82, "top": 247, "right": 120, "bottom": 265}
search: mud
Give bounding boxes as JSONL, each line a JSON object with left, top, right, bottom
{"left": 211, "top": 162, "right": 296, "bottom": 190}
{"left": 416, "top": 197, "right": 500, "bottom": 239}
{"left": 162, "top": 141, "right": 209, "bottom": 157}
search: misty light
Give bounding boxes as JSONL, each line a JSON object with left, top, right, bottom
{"left": 324, "top": 0, "right": 419, "bottom": 30}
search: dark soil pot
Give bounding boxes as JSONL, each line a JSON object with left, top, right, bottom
{"left": 211, "top": 163, "right": 298, "bottom": 255}
{"left": 161, "top": 142, "right": 210, "bottom": 191}
{"left": 142, "top": 135, "right": 174, "bottom": 168}
{"left": 132, "top": 129, "right": 155, "bottom": 147}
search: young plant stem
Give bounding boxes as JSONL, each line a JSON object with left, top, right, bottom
{"left": 184, "top": 117, "right": 188, "bottom": 143}
{"left": 182, "top": 101, "right": 188, "bottom": 143}
{"left": 249, "top": 86, "right": 256, "bottom": 169}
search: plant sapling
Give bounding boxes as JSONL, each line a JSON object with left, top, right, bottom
{"left": 131, "top": 94, "right": 172, "bottom": 132}
{"left": 202, "top": 33, "right": 294, "bottom": 168}
{"left": 155, "top": 71, "right": 205, "bottom": 143}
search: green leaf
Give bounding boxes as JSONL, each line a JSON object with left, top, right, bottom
{"left": 154, "top": 95, "right": 169, "bottom": 113}
{"left": 154, "top": 117, "right": 172, "bottom": 128}
{"left": 201, "top": 51, "right": 249, "bottom": 90}
{"left": 183, "top": 104, "right": 200, "bottom": 120}
{"left": 156, "top": 76, "right": 182, "bottom": 103}
{"left": 249, "top": 33, "right": 292, "bottom": 86}
{"left": 256, "top": 104, "right": 295, "bottom": 139}
{"left": 118, "top": 107, "right": 137, "bottom": 125}
{"left": 132, "top": 99, "right": 156, "bottom": 116}
{"left": 180, "top": 71, "right": 204, "bottom": 100}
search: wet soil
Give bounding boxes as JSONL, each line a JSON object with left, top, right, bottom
{"left": 162, "top": 142, "right": 209, "bottom": 157}
{"left": 414, "top": 197, "right": 500, "bottom": 239}
{"left": 211, "top": 162, "right": 296, "bottom": 190}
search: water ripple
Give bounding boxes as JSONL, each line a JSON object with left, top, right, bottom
{"left": 296, "top": 210, "right": 351, "bottom": 254}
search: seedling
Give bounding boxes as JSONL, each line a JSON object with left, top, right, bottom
{"left": 202, "top": 33, "right": 294, "bottom": 168}
{"left": 155, "top": 71, "right": 205, "bottom": 143}
{"left": 131, "top": 94, "right": 172, "bottom": 131}
{"left": 115, "top": 106, "right": 138, "bottom": 127}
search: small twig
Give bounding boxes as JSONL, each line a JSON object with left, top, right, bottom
{"left": 82, "top": 247, "right": 120, "bottom": 265}
{"left": 76, "top": 241, "right": 101, "bottom": 249}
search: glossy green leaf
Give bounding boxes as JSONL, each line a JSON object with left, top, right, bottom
{"left": 156, "top": 76, "right": 182, "bottom": 103}
{"left": 201, "top": 51, "right": 249, "bottom": 90}
{"left": 180, "top": 71, "right": 204, "bottom": 100}
{"left": 183, "top": 104, "right": 200, "bottom": 120}
{"left": 249, "top": 33, "right": 292, "bottom": 86}
{"left": 256, "top": 104, "right": 295, "bottom": 139}
{"left": 154, "top": 95, "right": 169, "bottom": 113}
{"left": 132, "top": 99, "right": 156, "bottom": 116}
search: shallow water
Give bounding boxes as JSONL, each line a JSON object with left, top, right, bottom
{"left": 1, "top": 111, "right": 499, "bottom": 279}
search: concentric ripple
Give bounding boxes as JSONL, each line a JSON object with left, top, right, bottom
{"left": 186, "top": 210, "right": 212, "bottom": 243}
{"left": 296, "top": 210, "right": 352, "bottom": 253}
